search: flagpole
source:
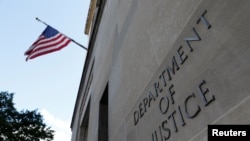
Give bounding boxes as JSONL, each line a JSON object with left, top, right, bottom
{"left": 35, "top": 17, "right": 88, "bottom": 51}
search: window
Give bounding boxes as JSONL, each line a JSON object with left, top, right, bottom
{"left": 98, "top": 84, "right": 108, "bottom": 141}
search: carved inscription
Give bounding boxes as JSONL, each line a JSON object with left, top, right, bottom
{"left": 151, "top": 80, "right": 215, "bottom": 141}
{"left": 131, "top": 10, "right": 216, "bottom": 141}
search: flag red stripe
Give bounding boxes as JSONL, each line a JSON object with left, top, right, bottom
{"left": 30, "top": 35, "right": 70, "bottom": 53}
{"left": 28, "top": 37, "right": 71, "bottom": 59}
{"left": 32, "top": 34, "right": 63, "bottom": 47}
{"left": 26, "top": 39, "right": 71, "bottom": 60}
{"left": 31, "top": 36, "right": 45, "bottom": 46}
{"left": 26, "top": 34, "right": 65, "bottom": 55}
{"left": 25, "top": 36, "right": 45, "bottom": 55}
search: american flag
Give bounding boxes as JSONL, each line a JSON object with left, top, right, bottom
{"left": 24, "top": 26, "right": 71, "bottom": 61}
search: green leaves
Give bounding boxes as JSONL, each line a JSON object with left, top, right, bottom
{"left": 0, "top": 91, "right": 54, "bottom": 141}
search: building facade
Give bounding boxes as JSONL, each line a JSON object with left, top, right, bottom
{"left": 71, "top": 0, "right": 250, "bottom": 141}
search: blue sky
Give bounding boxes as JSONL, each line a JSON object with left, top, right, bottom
{"left": 0, "top": 0, "right": 90, "bottom": 140}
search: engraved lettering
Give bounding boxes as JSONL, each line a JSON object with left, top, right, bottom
{"left": 166, "top": 56, "right": 180, "bottom": 81}
{"left": 184, "top": 93, "right": 201, "bottom": 118}
{"left": 197, "top": 80, "right": 215, "bottom": 106}
{"left": 184, "top": 28, "right": 201, "bottom": 52}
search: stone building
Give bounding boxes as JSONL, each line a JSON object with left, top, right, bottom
{"left": 70, "top": 0, "right": 250, "bottom": 140}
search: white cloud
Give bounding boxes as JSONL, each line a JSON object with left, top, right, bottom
{"left": 40, "top": 109, "right": 71, "bottom": 141}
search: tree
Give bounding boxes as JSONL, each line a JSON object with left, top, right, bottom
{"left": 0, "top": 91, "right": 54, "bottom": 141}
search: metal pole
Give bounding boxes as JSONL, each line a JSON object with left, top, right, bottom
{"left": 36, "top": 17, "right": 88, "bottom": 51}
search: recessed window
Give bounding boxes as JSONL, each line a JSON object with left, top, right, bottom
{"left": 98, "top": 84, "right": 108, "bottom": 141}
